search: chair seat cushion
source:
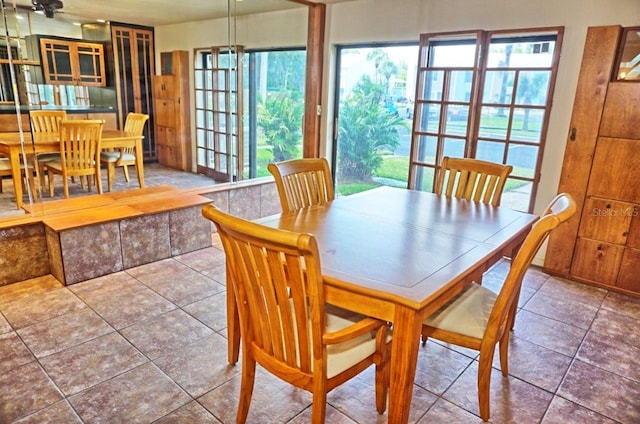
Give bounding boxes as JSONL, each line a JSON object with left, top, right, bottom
{"left": 324, "top": 304, "right": 388, "bottom": 379}
{"left": 36, "top": 153, "right": 61, "bottom": 163}
{"left": 423, "top": 283, "right": 497, "bottom": 339}
{"left": 100, "top": 151, "right": 135, "bottom": 163}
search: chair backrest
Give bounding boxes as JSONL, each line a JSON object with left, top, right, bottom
{"left": 267, "top": 157, "right": 335, "bottom": 212}
{"left": 123, "top": 112, "right": 149, "bottom": 154}
{"left": 202, "top": 203, "right": 326, "bottom": 380}
{"left": 485, "top": 193, "right": 576, "bottom": 343}
{"left": 30, "top": 110, "right": 67, "bottom": 134}
{"left": 435, "top": 156, "right": 513, "bottom": 206}
{"left": 58, "top": 119, "right": 104, "bottom": 176}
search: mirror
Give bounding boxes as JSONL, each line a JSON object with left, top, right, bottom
{"left": 0, "top": 0, "right": 310, "bottom": 220}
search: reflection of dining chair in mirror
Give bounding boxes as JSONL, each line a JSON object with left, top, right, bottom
{"left": 100, "top": 112, "right": 148, "bottom": 191}
{"left": 420, "top": 193, "right": 576, "bottom": 422}
{"left": 29, "top": 110, "right": 67, "bottom": 192}
{"left": 44, "top": 120, "right": 104, "bottom": 198}
{"left": 267, "top": 157, "right": 335, "bottom": 212}
{"left": 0, "top": 158, "right": 37, "bottom": 199}
{"left": 201, "top": 204, "right": 392, "bottom": 423}
{"left": 435, "top": 156, "right": 513, "bottom": 206}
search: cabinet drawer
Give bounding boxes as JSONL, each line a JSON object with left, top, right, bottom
{"left": 578, "top": 197, "right": 635, "bottom": 245}
{"left": 617, "top": 248, "right": 640, "bottom": 292}
{"left": 156, "top": 126, "right": 176, "bottom": 147}
{"left": 154, "top": 99, "right": 176, "bottom": 127}
{"left": 570, "top": 238, "right": 625, "bottom": 286}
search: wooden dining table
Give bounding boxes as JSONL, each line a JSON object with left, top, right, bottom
{"left": 225, "top": 186, "right": 538, "bottom": 423}
{"left": 0, "top": 130, "right": 144, "bottom": 209}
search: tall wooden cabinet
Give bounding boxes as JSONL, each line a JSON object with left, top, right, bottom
{"left": 544, "top": 25, "right": 640, "bottom": 296}
{"left": 111, "top": 24, "right": 155, "bottom": 160}
{"left": 153, "top": 50, "right": 191, "bottom": 171}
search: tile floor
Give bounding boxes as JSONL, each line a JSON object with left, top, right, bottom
{"left": 1, "top": 244, "right": 639, "bottom": 424}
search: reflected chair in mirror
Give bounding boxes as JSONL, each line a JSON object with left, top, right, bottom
{"left": 267, "top": 157, "right": 335, "bottom": 212}
{"left": 44, "top": 119, "right": 104, "bottom": 199}
{"left": 0, "top": 158, "right": 37, "bottom": 199}
{"left": 100, "top": 112, "right": 148, "bottom": 192}
{"left": 435, "top": 156, "right": 513, "bottom": 206}
{"left": 201, "top": 204, "right": 391, "bottom": 423}
{"left": 29, "top": 110, "right": 67, "bottom": 193}
{"left": 420, "top": 193, "right": 576, "bottom": 421}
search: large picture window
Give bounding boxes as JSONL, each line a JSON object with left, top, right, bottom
{"left": 194, "top": 47, "right": 305, "bottom": 181}
{"left": 409, "top": 27, "right": 564, "bottom": 212}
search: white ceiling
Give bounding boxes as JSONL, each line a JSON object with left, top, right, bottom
{"left": 5, "top": 0, "right": 353, "bottom": 27}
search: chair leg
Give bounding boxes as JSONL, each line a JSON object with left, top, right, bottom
{"left": 477, "top": 347, "right": 496, "bottom": 422}
{"left": 122, "top": 164, "right": 130, "bottom": 182}
{"left": 63, "top": 176, "right": 70, "bottom": 199}
{"left": 499, "top": 330, "right": 511, "bottom": 376}
{"left": 311, "top": 388, "right": 328, "bottom": 424}
{"left": 237, "top": 352, "right": 256, "bottom": 424}
{"left": 48, "top": 171, "right": 55, "bottom": 197}
{"left": 107, "top": 163, "right": 115, "bottom": 192}
{"left": 375, "top": 325, "right": 390, "bottom": 414}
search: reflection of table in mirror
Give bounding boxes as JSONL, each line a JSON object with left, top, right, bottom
{"left": 0, "top": 130, "right": 144, "bottom": 209}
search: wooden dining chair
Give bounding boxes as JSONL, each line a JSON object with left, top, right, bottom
{"left": 435, "top": 156, "right": 513, "bottom": 206}
{"left": 420, "top": 193, "right": 576, "bottom": 421}
{"left": 0, "top": 158, "right": 37, "bottom": 198}
{"left": 267, "top": 157, "right": 335, "bottom": 212}
{"left": 44, "top": 119, "right": 104, "bottom": 199}
{"left": 29, "top": 110, "right": 67, "bottom": 192}
{"left": 201, "top": 204, "right": 391, "bottom": 423}
{"left": 100, "top": 112, "right": 148, "bottom": 191}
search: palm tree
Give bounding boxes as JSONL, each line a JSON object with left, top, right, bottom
{"left": 337, "top": 75, "right": 408, "bottom": 181}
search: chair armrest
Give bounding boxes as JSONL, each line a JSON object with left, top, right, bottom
{"left": 323, "top": 317, "right": 388, "bottom": 344}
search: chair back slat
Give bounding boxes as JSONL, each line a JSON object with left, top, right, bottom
{"left": 30, "top": 110, "right": 67, "bottom": 134}
{"left": 435, "top": 156, "right": 513, "bottom": 206}
{"left": 59, "top": 120, "right": 104, "bottom": 176}
{"left": 122, "top": 113, "right": 149, "bottom": 155}
{"left": 268, "top": 158, "right": 335, "bottom": 212}
{"left": 206, "top": 204, "right": 323, "bottom": 376}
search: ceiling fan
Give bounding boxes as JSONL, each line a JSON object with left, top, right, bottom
{"left": 9, "top": 0, "right": 64, "bottom": 18}
{"left": 30, "top": 0, "right": 63, "bottom": 18}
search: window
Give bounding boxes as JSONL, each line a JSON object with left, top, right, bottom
{"left": 409, "top": 28, "right": 564, "bottom": 212}
{"left": 333, "top": 44, "right": 418, "bottom": 196}
{"left": 193, "top": 47, "right": 305, "bottom": 182}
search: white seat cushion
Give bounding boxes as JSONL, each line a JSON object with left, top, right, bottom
{"left": 324, "top": 304, "right": 385, "bottom": 378}
{"left": 100, "top": 151, "right": 135, "bottom": 163}
{"left": 423, "top": 283, "right": 497, "bottom": 340}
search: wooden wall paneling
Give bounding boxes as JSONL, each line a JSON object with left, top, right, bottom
{"left": 543, "top": 25, "right": 622, "bottom": 275}
{"left": 599, "top": 83, "right": 640, "bottom": 139}
{"left": 587, "top": 137, "right": 640, "bottom": 203}
{"left": 570, "top": 238, "right": 624, "bottom": 286}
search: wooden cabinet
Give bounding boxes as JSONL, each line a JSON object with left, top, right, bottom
{"left": 153, "top": 51, "right": 191, "bottom": 171}
{"left": 111, "top": 24, "right": 155, "bottom": 160}
{"left": 544, "top": 25, "right": 640, "bottom": 296}
{"left": 39, "top": 38, "right": 106, "bottom": 86}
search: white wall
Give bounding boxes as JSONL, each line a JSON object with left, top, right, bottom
{"left": 155, "top": 0, "right": 640, "bottom": 264}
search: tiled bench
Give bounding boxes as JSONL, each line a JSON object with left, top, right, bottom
{"left": 14, "top": 186, "right": 213, "bottom": 285}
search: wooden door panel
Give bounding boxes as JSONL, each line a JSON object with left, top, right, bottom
{"left": 617, "top": 248, "right": 640, "bottom": 292}
{"left": 627, "top": 210, "right": 640, "bottom": 249}
{"left": 578, "top": 197, "right": 634, "bottom": 245}
{"left": 570, "top": 237, "right": 624, "bottom": 286}
{"left": 588, "top": 137, "right": 640, "bottom": 203}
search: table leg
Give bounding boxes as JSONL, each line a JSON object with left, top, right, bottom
{"left": 387, "top": 305, "right": 423, "bottom": 424}
{"left": 134, "top": 139, "right": 145, "bottom": 188}
{"left": 9, "top": 151, "right": 23, "bottom": 209}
